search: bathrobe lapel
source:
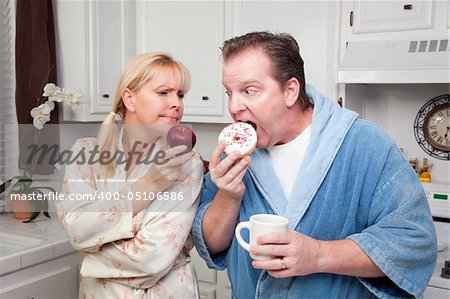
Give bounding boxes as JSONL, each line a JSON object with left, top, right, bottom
{"left": 248, "top": 85, "right": 358, "bottom": 230}
{"left": 248, "top": 149, "right": 288, "bottom": 215}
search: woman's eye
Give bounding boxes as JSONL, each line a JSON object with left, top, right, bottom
{"left": 157, "top": 91, "right": 168, "bottom": 96}
{"left": 225, "top": 91, "right": 231, "bottom": 97}
{"left": 178, "top": 93, "right": 185, "bottom": 99}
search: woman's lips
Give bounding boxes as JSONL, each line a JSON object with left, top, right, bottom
{"left": 161, "top": 115, "right": 179, "bottom": 122}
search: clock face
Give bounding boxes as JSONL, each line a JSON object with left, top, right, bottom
{"left": 424, "top": 105, "right": 450, "bottom": 152}
{"left": 414, "top": 94, "right": 450, "bottom": 161}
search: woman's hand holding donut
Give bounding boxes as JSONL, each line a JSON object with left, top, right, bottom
{"left": 209, "top": 142, "right": 251, "bottom": 201}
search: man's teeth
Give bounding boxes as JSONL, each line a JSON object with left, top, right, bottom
{"left": 244, "top": 121, "right": 257, "bottom": 130}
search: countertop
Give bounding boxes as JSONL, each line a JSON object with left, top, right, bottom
{"left": 0, "top": 212, "right": 76, "bottom": 276}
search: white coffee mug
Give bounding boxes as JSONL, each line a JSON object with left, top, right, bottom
{"left": 235, "top": 214, "right": 288, "bottom": 261}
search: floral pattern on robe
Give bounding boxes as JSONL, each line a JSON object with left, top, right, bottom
{"left": 56, "top": 136, "right": 203, "bottom": 298}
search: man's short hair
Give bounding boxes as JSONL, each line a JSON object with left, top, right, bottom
{"left": 221, "top": 31, "right": 310, "bottom": 109}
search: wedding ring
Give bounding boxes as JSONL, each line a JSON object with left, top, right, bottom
{"left": 280, "top": 258, "right": 286, "bottom": 270}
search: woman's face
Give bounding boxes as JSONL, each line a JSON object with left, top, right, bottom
{"left": 124, "top": 69, "right": 185, "bottom": 126}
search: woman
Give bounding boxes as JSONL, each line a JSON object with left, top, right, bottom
{"left": 57, "top": 53, "right": 203, "bottom": 298}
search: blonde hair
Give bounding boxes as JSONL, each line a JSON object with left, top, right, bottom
{"left": 95, "top": 53, "right": 191, "bottom": 177}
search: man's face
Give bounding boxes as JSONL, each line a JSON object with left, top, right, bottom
{"left": 222, "top": 48, "right": 288, "bottom": 147}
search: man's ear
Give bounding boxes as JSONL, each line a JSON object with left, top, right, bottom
{"left": 121, "top": 88, "right": 136, "bottom": 112}
{"left": 284, "top": 77, "right": 300, "bottom": 108}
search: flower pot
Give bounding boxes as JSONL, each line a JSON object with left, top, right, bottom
{"left": 9, "top": 193, "right": 33, "bottom": 220}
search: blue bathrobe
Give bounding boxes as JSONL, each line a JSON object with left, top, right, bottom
{"left": 192, "top": 85, "right": 437, "bottom": 299}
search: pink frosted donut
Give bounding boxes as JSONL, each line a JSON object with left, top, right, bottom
{"left": 218, "top": 122, "right": 257, "bottom": 157}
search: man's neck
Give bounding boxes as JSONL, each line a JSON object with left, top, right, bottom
{"left": 277, "top": 106, "right": 313, "bottom": 145}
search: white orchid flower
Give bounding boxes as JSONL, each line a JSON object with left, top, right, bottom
{"left": 70, "top": 100, "right": 84, "bottom": 110}
{"left": 70, "top": 95, "right": 85, "bottom": 110}
{"left": 30, "top": 102, "right": 52, "bottom": 130}
{"left": 30, "top": 84, "right": 84, "bottom": 130}
{"left": 45, "top": 100, "right": 55, "bottom": 111}
{"left": 42, "top": 83, "right": 62, "bottom": 102}
{"left": 58, "top": 87, "right": 84, "bottom": 109}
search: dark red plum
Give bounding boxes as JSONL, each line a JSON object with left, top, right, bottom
{"left": 167, "top": 125, "right": 197, "bottom": 150}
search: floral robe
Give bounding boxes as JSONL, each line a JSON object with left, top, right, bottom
{"left": 56, "top": 135, "right": 203, "bottom": 299}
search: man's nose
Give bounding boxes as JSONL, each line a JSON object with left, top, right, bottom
{"left": 229, "top": 94, "right": 246, "bottom": 114}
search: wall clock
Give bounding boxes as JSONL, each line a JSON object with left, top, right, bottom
{"left": 413, "top": 94, "right": 450, "bottom": 161}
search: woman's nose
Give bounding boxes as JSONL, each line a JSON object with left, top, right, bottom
{"left": 169, "top": 94, "right": 182, "bottom": 109}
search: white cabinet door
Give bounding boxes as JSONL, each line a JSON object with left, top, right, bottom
{"left": 136, "top": 1, "right": 233, "bottom": 123}
{"left": 340, "top": 0, "right": 449, "bottom": 43}
{"left": 352, "top": 0, "right": 433, "bottom": 33}
{"left": 424, "top": 286, "right": 450, "bottom": 299}
{"left": 89, "top": 0, "right": 136, "bottom": 114}
{"left": 0, "top": 252, "right": 81, "bottom": 299}
{"left": 192, "top": 249, "right": 232, "bottom": 299}
{"left": 448, "top": 1, "right": 450, "bottom": 28}
{"left": 56, "top": 0, "right": 135, "bottom": 121}
{"left": 0, "top": 266, "right": 73, "bottom": 298}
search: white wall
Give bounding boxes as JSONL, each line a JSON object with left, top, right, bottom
{"left": 362, "top": 84, "right": 449, "bottom": 185}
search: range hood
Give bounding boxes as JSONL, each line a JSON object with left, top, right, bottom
{"left": 337, "top": 39, "right": 450, "bottom": 84}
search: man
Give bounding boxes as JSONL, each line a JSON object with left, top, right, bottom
{"left": 192, "top": 31, "right": 437, "bottom": 298}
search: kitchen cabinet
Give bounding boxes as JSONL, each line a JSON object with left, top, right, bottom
{"left": 192, "top": 250, "right": 231, "bottom": 299}
{"left": 136, "top": 1, "right": 234, "bottom": 123}
{"left": 340, "top": 0, "right": 449, "bottom": 44}
{"left": 236, "top": 1, "right": 340, "bottom": 100}
{"left": 55, "top": 0, "right": 136, "bottom": 122}
{"left": 337, "top": 0, "right": 450, "bottom": 110}
{"left": 56, "top": 0, "right": 342, "bottom": 123}
{"left": 0, "top": 252, "right": 81, "bottom": 299}
{"left": 350, "top": 0, "right": 434, "bottom": 33}
{"left": 135, "top": 0, "right": 340, "bottom": 121}
{"left": 425, "top": 286, "right": 450, "bottom": 299}
{"left": 448, "top": 0, "right": 450, "bottom": 27}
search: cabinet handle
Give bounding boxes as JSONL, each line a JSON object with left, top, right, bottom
{"left": 349, "top": 11, "right": 353, "bottom": 27}
{"left": 102, "top": 94, "right": 110, "bottom": 98}
{"left": 338, "top": 97, "right": 343, "bottom": 107}
{"left": 202, "top": 96, "right": 209, "bottom": 101}
{"left": 403, "top": 4, "right": 413, "bottom": 10}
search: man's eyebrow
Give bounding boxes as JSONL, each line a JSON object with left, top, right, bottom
{"left": 222, "top": 80, "right": 260, "bottom": 88}
{"left": 241, "top": 80, "right": 259, "bottom": 86}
